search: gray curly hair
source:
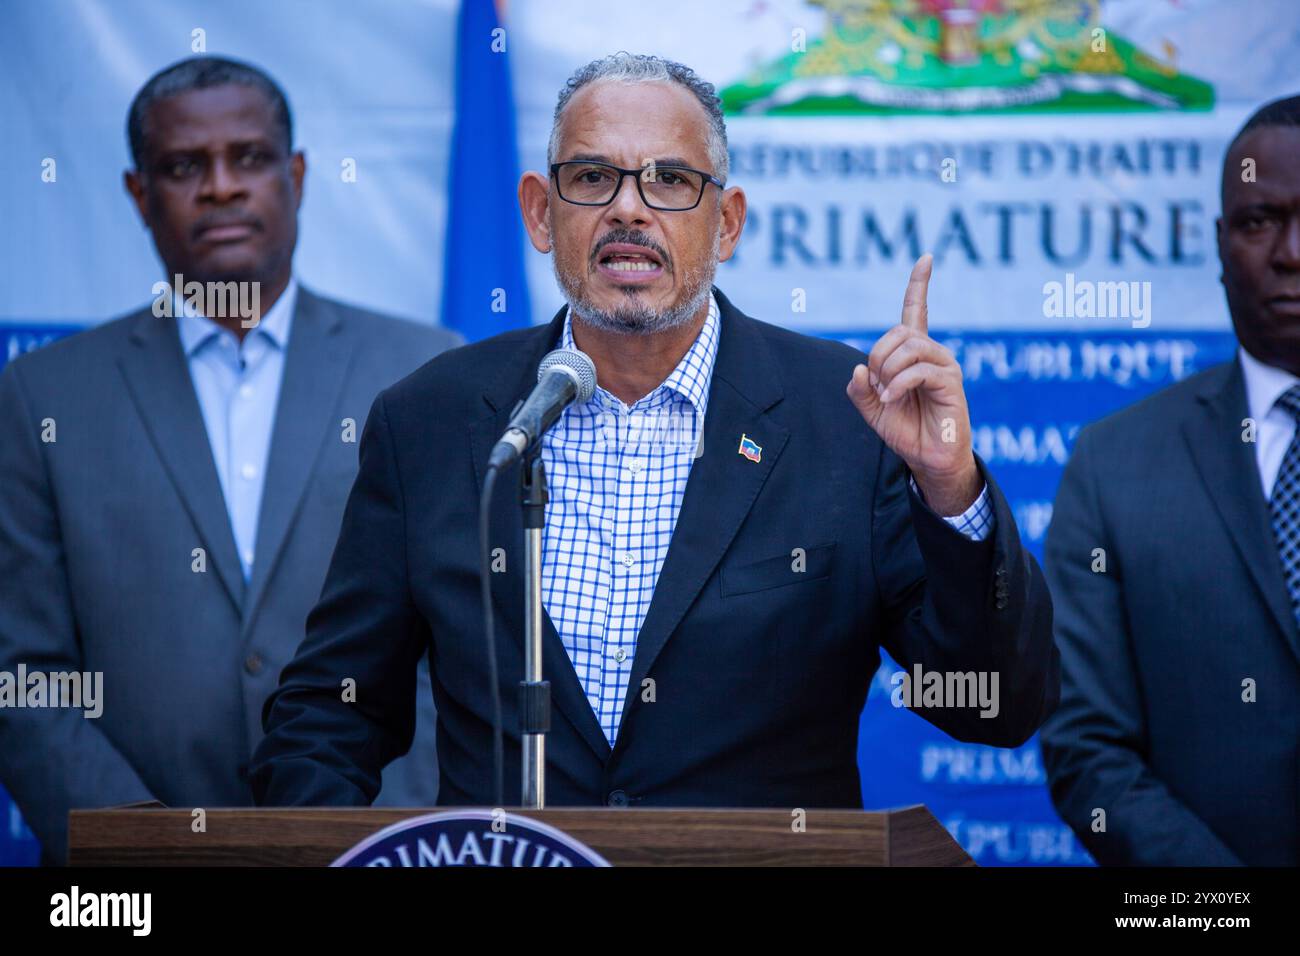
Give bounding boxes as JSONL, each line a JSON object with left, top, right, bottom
{"left": 547, "top": 52, "right": 729, "bottom": 183}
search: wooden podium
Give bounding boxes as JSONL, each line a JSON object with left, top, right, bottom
{"left": 69, "top": 804, "right": 973, "bottom": 866}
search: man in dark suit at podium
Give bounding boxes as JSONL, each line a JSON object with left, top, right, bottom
{"left": 250, "top": 53, "right": 1057, "bottom": 811}
{"left": 0, "top": 57, "right": 455, "bottom": 864}
{"left": 1040, "top": 96, "right": 1300, "bottom": 866}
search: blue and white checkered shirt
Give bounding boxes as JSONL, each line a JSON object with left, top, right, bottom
{"left": 540, "top": 293, "right": 993, "bottom": 745}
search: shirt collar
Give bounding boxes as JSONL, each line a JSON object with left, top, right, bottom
{"left": 559, "top": 292, "right": 721, "bottom": 415}
{"left": 1239, "top": 345, "right": 1300, "bottom": 421}
{"left": 176, "top": 277, "right": 298, "bottom": 357}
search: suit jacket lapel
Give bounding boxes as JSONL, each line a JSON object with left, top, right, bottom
{"left": 1183, "top": 358, "right": 1300, "bottom": 662}
{"left": 468, "top": 291, "right": 790, "bottom": 759}
{"left": 469, "top": 309, "right": 613, "bottom": 761}
{"left": 243, "top": 288, "right": 353, "bottom": 630}
{"left": 117, "top": 310, "right": 245, "bottom": 612}
{"left": 617, "top": 289, "right": 788, "bottom": 739}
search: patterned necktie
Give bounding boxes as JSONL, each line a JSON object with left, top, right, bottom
{"left": 1268, "top": 384, "right": 1300, "bottom": 626}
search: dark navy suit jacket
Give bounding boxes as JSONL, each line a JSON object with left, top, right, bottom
{"left": 1042, "top": 358, "right": 1300, "bottom": 866}
{"left": 250, "top": 288, "right": 1058, "bottom": 810}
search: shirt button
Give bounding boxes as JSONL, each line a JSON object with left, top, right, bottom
{"left": 606, "top": 789, "right": 629, "bottom": 808}
{"left": 629, "top": 460, "right": 644, "bottom": 474}
{"left": 612, "top": 648, "right": 628, "bottom": 663}
{"left": 621, "top": 552, "right": 635, "bottom": 567}
{"left": 239, "top": 383, "right": 254, "bottom": 399}
{"left": 244, "top": 654, "right": 263, "bottom": 675}
{"left": 241, "top": 463, "right": 257, "bottom": 480}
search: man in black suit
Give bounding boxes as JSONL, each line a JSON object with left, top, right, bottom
{"left": 1041, "top": 96, "right": 1300, "bottom": 866}
{"left": 250, "top": 53, "right": 1057, "bottom": 810}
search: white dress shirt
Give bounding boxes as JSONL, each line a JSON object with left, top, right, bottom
{"left": 1239, "top": 346, "right": 1300, "bottom": 499}
{"left": 176, "top": 279, "right": 298, "bottom": 580}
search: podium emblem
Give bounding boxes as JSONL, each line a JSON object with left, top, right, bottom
{"left": 331, "top": 810, "right": 611, "bottom": 867}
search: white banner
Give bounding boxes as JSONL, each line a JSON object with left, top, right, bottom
{"left": 510, "top": 0, "right": 1300, "bottom": 334}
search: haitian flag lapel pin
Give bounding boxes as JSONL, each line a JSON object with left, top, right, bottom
{"left": 737, "top": 433, "right": 762, "bottom": 463}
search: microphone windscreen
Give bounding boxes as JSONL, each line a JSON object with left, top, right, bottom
{"left": 537, "top": 348, "right": 597, "bottom": 403}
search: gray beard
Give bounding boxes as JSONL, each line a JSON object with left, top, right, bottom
{"left": 551, "top": 236, "right": 719, "bottom": 337}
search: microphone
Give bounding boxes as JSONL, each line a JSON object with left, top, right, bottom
{"left": 488, "top": 348, "right": 597, "bottom": 469}
{"left": 478, "top": 347, "right": 595, "bottom": 805}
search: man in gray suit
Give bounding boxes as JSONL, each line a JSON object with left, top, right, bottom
{"left": 0, "top": 56, "right": 458, "bottom": 863}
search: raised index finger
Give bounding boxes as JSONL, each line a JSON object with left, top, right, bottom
{"left": 901, "top": 253, "right": 933, "bottom": 334}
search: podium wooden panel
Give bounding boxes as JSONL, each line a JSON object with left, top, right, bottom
{"left": 69, "top": 804, "right": 974, "bottom": 866}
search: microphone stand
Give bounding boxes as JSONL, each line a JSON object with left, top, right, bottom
{"left": 519, "top": 449, "right": 550, "bottom": 808}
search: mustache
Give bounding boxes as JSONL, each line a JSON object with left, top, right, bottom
{"left": 192, "top": 211, "right": 263, "bottom": 240}
{"left": 589, "top": 229, "right": 672, "bottom": 272}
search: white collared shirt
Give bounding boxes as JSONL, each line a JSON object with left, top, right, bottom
{"left": 541, "top": 295, "right": 721, "bottom": 745}
{"left": 1239, "top": 346, "right": 1300, "bottom": 499}
{"left": 176, "top": 278, "right": 298, "bottom": 580}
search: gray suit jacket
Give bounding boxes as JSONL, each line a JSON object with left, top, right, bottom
{"left": 0, "top": 287, "right": 460, "bottom": 863}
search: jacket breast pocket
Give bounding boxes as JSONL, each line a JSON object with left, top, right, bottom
{"left": 720, "top": 542, "right": 837, "bottom": 597}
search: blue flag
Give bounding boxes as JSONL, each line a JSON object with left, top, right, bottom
{"left": 440, "top": 0, "right": 531, "bottom": 342}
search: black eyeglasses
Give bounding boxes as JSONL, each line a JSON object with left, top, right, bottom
{"left": 550, "top": 160, "right": 724, "bottom": 211}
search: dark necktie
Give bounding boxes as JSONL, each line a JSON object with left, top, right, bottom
{"left": 1268, "top": 384, "right": 1300, "bottom": 626}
